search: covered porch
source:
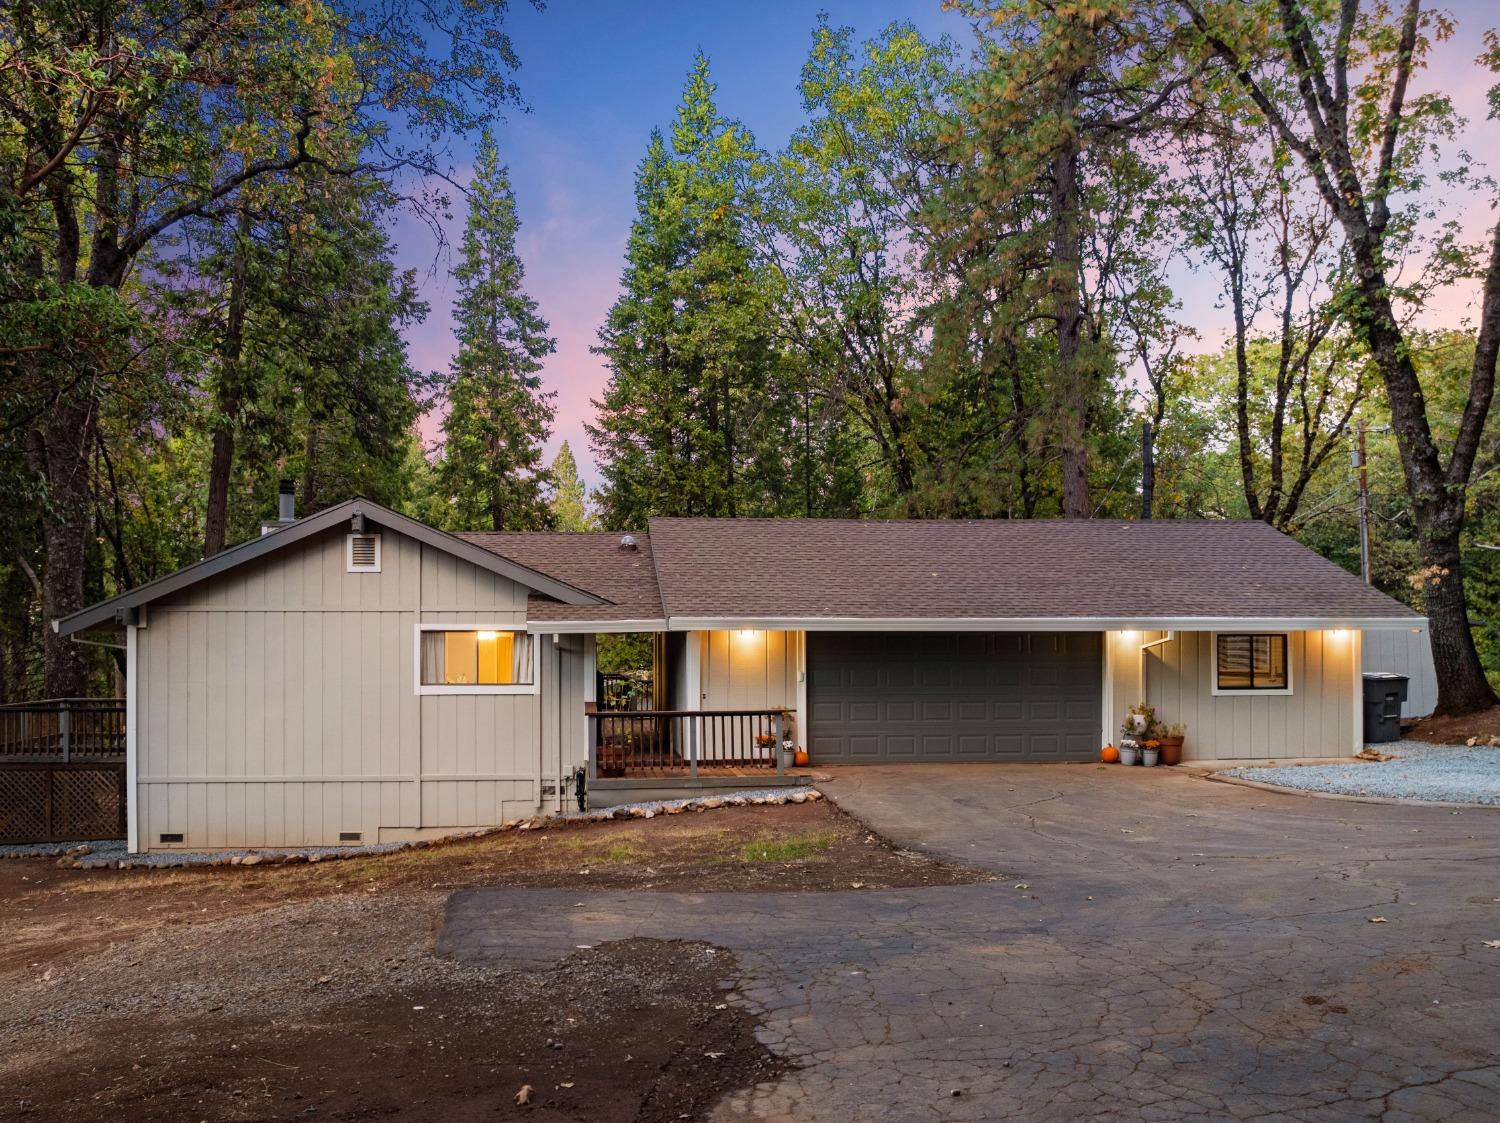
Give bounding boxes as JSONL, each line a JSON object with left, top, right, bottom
{"left": 579, "top": 628, "right": 811, "bottom": 806}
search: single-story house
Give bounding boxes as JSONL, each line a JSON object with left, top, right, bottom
{"left": 57, "top": 497, "right": 1424, "bottom": 853}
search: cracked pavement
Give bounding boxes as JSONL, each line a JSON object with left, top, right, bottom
{"left": 439, "top": 764, "right": 1500, "bottom": 1121}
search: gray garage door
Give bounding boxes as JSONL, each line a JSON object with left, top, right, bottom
{"left": 807, "top": 632, "right": 1102, "bottom": 763}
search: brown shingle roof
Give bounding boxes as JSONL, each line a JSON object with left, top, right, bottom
{"left": 455, "top": 531, "right": 662, "bottom": 623}
{"left": 643, "top": 518, "right": 1418, "bottom": 624}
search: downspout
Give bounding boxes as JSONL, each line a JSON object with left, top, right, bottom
{"left": 537, "top": 633, "right": 546, "bottom": 811}
{"left": 125, "top": 621, "right": 139, "bottom": 854}
{"left": 555, "top": 634, "right": 564, "bottom": 814}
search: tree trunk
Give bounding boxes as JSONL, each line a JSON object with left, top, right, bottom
{"left": 1356, "top": 268, "right": 1497, "bottom": 715}
{"left": 489, "top": 434, "right": 506, "bottom": 531}
{"left": 1417, "top": 529, "right": 1496, "bottom": 716}
{"left": 39, "top": 395, "right": 93, "bottom": 697}
{"left": 302, "top": 422, "right": 320, "bottom": 514}
{"left": 203, "top": 208, "right": 252, "bottom": 557}
{"left": 1050, "top": 78, "right": 1090, "bottom": 519}
{"left": 203, "top": 426, "right": 235, "bottom": 557}
{"left": 1139, "top": 421, "right": 1155, "bottom": 520}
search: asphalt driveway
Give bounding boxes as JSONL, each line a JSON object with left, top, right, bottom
{"left": 441, "top": 764, "right": 1500, "bottom": 1121}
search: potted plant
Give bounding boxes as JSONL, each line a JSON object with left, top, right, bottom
{"left": 1157, "top": 723, "right": 1186, "bottom": 766}
{"left": 1118, "top": 738, "right": 1141, "bottom": 766}
{"left": 1140, "top": 738, "right": 1161, "bottom": 767}
{"left": 1125, "top": 702, "right": 1156, "bottom": 737}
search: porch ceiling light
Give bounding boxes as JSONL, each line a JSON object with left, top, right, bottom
{"left": 477, "top": 631, "right": 499, "bottom": 641}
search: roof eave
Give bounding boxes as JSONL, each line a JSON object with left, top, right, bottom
{"left": 56, "top": 498, "right": 603, "bottom": 636}
{"left": 659, "top": 614, "right": 1426, "bottom": 632}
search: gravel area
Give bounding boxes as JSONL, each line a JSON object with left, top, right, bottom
{"left": 1224, "top": 740, "right": 1500, "bottom": 805}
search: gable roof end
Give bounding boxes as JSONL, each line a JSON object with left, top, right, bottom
{"left": 55, "top": 498, "right": 603, "bottom": 635}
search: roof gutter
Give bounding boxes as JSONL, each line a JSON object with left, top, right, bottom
{"left": 659, "top": 615, "right": 1427, "bottom": 633}
{"left": 525, "top": 615, "right": 1425, "bottom": 634}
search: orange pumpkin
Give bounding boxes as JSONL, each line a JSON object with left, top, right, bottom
{"left": 1100, "top": 744, "right": 1120, "bottom": 763}
{"left": 793, "top": 749, "right": 810, "bottom": 767}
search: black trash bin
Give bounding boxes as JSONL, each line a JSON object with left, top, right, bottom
{"left": 1362, "top": 672, "right": 1408, "bottom": 744}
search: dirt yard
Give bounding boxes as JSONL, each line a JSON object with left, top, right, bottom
{"left": 0, "top": 800, "right": 981, "bottom": 1121}
{"left": 1406, "top": 703, "right": 1500, "bottom": 745}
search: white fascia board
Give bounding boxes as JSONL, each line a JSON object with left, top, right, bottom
{"left": 526, "top": 619, "right": 668, "bottom": 634}
{"left": 663, "top": 615, "right": 1428, "bottom": 633}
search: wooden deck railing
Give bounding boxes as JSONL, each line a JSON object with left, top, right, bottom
{"left": 0, "top": 698, "right": 126, "bottom": 761}
{"left": 0, "top": 699, "right": 126, "bottom": 842}
{"left": 587, "top": 709, "right": 787, "bottom": 779}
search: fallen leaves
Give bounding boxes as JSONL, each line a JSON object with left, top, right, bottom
{"left": 515, "top": 1084, "right": 533, "bottom": 1105}
{"left": 1482, "top": 940, "right": 1500, "bottom": 949}
{"left": 1367, "top": 917, "right": 1389, "bottom": 924}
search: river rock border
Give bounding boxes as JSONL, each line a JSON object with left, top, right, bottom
{"left": 23, "top": 787, "right": 826, "bottom": 870}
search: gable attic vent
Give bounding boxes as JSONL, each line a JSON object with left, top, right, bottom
{"left": 346, "top": 532, "right": 381, "bottom": 573}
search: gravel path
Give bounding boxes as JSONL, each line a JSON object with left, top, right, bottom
{"left": 1224, "top": 740, "right": 1500, "bottom": 805}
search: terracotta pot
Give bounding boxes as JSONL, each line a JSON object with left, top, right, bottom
{"left": 1157, "top": 736, "right": 1184, "bottom": 766}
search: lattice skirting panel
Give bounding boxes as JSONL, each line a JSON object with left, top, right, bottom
{"left": 0, "top": 764, "right": 125, "bottom": 843}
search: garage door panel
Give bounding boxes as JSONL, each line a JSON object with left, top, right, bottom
{"left": 1029, "top": 734, "right": 1062, "bottom": 757}
{"left": 884, "top": 735, "right": 917, "bottom": 758}
{"left": 812, "top": 701, "right": 846, "bottom": 723}
{"left": 993, "top": 734, "right": 1025, "bottom": 756}
{"left": 808, "top": 631, "right": 1101, "bottom": 763}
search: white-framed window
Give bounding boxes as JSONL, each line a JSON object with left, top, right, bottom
{"left": 414, "top": 625, "right": 537, "bottom": 695}
{"left": 1211, "top": 632, "right": 1293, "bottom": 695}
{"left": 346, "top": 532, "right": 382, "bottom": 573}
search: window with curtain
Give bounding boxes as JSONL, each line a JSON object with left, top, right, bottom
{"left": 420, "top": 630, "right": 533, "bottom": 687}
{"left": 1215, "top": 634, "right": 1289, "bottom": 691}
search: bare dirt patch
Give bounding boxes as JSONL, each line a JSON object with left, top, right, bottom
{"left": 0, "top": 799, "right": 978, "bottom": 1121}
{"left": 3, "top": 939, "right": 783, "bottom": 1123}
{"left": 1406, "top": 704, "right": 1500, "bottom": 745}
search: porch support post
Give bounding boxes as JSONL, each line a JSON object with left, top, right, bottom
{"left": 774, "top": 710, "right": 785, "bottom": 775}
{"left": 125, "top": 625, "right": 139, "bottom": 854}
{"left": 689, "top": 714, "right": 699, "bottom": 779}
{"left": 59, "top": 703, "right": 71, "bottom": 762}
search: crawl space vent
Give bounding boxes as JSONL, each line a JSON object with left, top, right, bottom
{"left": 159, "top": 832, "right": 184, "bottom": 844}
{"left": 339, "top": 831, "right": 362, "bottom": 842}
{"left": 346, "top": 533, "right": 381, "bottom": 573}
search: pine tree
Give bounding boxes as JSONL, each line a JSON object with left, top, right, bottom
{"left": 589, "top": 55, "right": 791, "bottom": 527}
{"left": 548, "top": 442, "right": 596, "bottom": 530}
{"left": 438, "top": 130, "right": 557, "bottom": 530}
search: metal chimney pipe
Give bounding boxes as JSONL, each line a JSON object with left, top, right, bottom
{"left": 278, "top": 479, "right": 296, "bottom": 522}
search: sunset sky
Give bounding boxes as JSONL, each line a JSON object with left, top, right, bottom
{"left": 394, "top": 1, "right": 1500, "bottom": 489}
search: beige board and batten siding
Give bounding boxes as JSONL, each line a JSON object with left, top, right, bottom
{"left": 135, "top": 525, "right": 582, "bottom": 850}
{"left": 696, "top": 629, "right": 801, "bottom": 733}
{"left": 1105, "top": 630, "right": 1361, "bottom": 762}
{"left": 1361, "top": 627, "right": 1437, "bottom": 718}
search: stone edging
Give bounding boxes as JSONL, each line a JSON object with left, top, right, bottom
{"left": 34, "top": 788, "right": 827, "bottom": 870}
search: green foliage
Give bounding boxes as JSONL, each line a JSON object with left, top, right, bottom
{"left": 548, "top": 442, "right": 597, "bottom": 531}
{"left": 596, "top": 633, "right": 653, "bottom": 675}
{"left": 436, "top": 130, "right": 557, "bottom": 531}
{"left": 589, "top": 56, "right": 794, "bottom": 527}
